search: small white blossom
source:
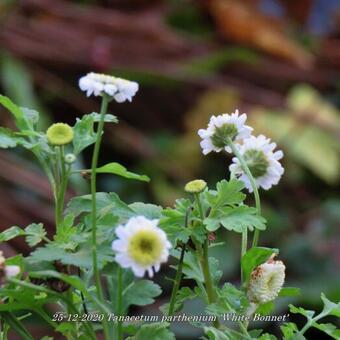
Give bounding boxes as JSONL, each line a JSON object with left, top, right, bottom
{"left": 112, "top": 216, "right": 171, "bottom": 278}
{"left": 0, "top": 251, "right": 20, "bottom": 282}
{"left": 79, "top": 73, "right": 139, "bottom": 102}
{"left": 64, "top": 153, "right": 76, "bottom": 164}
{"left": 4, "top": 265, "right": 20, "bottom": 278}
{"left": 229, "top": 135, "right": 284, "bottom": 192}
{"left": 198, "top": 110, "right": 253, "bottom": 155}
{"left": 248, "top": 256, "right": 286, "bottom": 304}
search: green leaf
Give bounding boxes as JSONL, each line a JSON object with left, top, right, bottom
{"left": 256, "top": 301, "right": 275, "bottom": 315}
{"left": 160, "top": 287, "right": 197, "bottom": 315}
{"left": 205, "top": 205, "right": 266, "bottom": 232}
{"left": 129, "top": 203, "right": 163, "bottom": 219}
{"left": 66, "top": 192, "right": 134, "bottom": 220}
{"left": 0, "top": 127, "right": 20, "bottom": 148}
{"left": 312, "top": 322, "right": 340, "bottom": 339}
{"left": 279, "top": 287, "right": 301, "bottom": 297}
{"left": 320, "top": 293, "right": 340, "bottom": 317}
{"left": 89, "top": 112, "right": 118, "bottom": 123}
{"left": 72, "top": 113, "right": 117, "bottom": 155}
{"left": 241, "top": 247, "right": 278, "bottom": 284}
{"left": 205, "top": 179, "right": 246, "bottom": 209}
{"left": 289, "top": 305, "right": 315, "bottom": 320}
{"left": 204, "top": 327, "right": 236, "bottom": 340}
{"left": 124, "top": 280, "right": 162, "bottom": 307}
{"left": 95, "top": 162, "right": 150, "bottom": 182}
{"left": 128, "top": 323, "right": 175, "bottom": 340}
{"left": 0, "top": 95, "right": 26, "bottom": 130}
{"left": 160, "top": 199, "right": 192, "bottom": 245}
{"left": 280, "top": 322, "right": 305, "bottom": 340}
{"left": 206, "top": 283, "right": 248, "bottom": 316}
{"left": 25, "top": 223, "right": 46, "bottom": 247}
{"left": 0, "top": 226, "right": 25, "bottom": 242}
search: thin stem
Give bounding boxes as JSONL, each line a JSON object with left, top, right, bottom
{"left": 116, "top": 266, "right": 123, "bottom": 340}
{"left": 91, "top": 95, "right": 109, "bottom": 300}
{"left": 8, "top": 278, "right": 96, "bottom": 340}
{"left": 90, "top": 95, "right": 110, "bottom": 340}
{"left": 168, "top": 208, "right": 190, "bottom": 316}
{"left": 194, "top": 193, "right": 219, "bottom": 328}
{"left": 168, "top": 246, "right": 186, "bottom": 316}
{"left": 56, "top": 146, "right": 69, "bottom": 231}
{"left": 227, "top": 139, "right": 261, "bottom": 248}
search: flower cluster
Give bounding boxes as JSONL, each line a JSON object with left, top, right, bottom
{"left": 79, "top": 73, "right": 139, "bottom": 102}
{"left": 247, "top": 255, "right": 286, "bottom": 304}
{"left": 112, "top": 216, "right": 171, "bottom": 278}
{"left": 198, "top": 110, "right": 284, "bottom": 191}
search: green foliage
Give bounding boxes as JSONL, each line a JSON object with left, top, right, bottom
{"left": 241, "top": 247, "right": 278, "bottom": 285}
{"left": 66, "top": 192, "right": 134, "bottom": 220}
{"left": 124, "top": 280, "right": 162, "bottom": 307}
{"left": 24, "top": 223, "right": 47, "bottom": 247}
{"left": 160, "top": 198, "right": 192, "bottom": 244}
{"left": 0, "top": 127, "right": 20, "bottom": 148}
{"left": 206, "top": 283, "right": 248, "bottom": 316}
{"left": 205, "top": 206, "right": 266, "bottom": 233}
{"left": 96, "top": 162, "right": 150, "bottom": 182}
{"left": 72, "top": 112, "right": 117, "bottom": 155}
{"left": 282, "top": 293, "right": 340, "bottom": 339}
{"left": 127, "top": 322, "right": 175, "bottom": 340}
{"left": 203, "top": 179, "right": 266, "bottom": 232}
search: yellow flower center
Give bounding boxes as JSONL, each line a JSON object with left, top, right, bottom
{"left": 46, "top": 123, "right": 74, "bottom": 145}
{"left": 128, "top": 230, "right": 163, "bottom": 266}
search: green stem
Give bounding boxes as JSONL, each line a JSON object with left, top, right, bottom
{"left": 194, "top": 193, "right": 219, "bottom": 328}
{"left": 90, "top": 95, "right": 110, "bottom": 340}
{"left": 116, "top": 266, "right": 123, "bottom": 340}
{"left": 8, "top": 279, "right": 96, "bottom": 340}
{"left": 56, "top": 146, "right": 69, "bottom": 231}
{"left": 227, "top": 140, "right": 261, "bottom": 248}
{"left": 168, "top": 245, "right": 185, "bottom": 316}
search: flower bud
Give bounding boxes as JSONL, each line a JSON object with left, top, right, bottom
{"left": 184, "top": 179, "right": 207, "bottom": 193}
{"left": 46, "top": 123, "right": 74, "bottom": 146}
{"left": 247, "top": 255, "right": 285, "bottom": 304}
{"left": 64, "top": 153, "right": 76, "bottom": 164}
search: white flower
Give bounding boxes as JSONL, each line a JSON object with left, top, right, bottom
{"left": 0, "top": 251, "right": 20, "bottom": 282}
{"left": 248, "top": 256, "right": 286, "bottom": 304}
{"left": 79, "top": 73, "right": 139, "bottom": 102}
{"left": 198, "top": 110, "right": 253, "bottom": 155}
{"left": 229, "top": 135, "right": 284, "bottom": 192}
{"left": 5, "top": 265, "right": 20, "bottom": 277}
{"left": 112, "top": 216, "right": 171, "bottom": 278}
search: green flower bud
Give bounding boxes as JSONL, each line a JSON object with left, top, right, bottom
{"left": 184, "top": 179, "right": 207, "bottom": 193}
{"left": 64, "top": 153, "right": 76, "bottom": 164}
{"left": 46, "top": 123, "right": 74, "bottom": 145}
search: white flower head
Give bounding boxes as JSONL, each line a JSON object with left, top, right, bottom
{"left": 248, "top": 255, "right": 286, "bottom": 304}
{"left": 230, "top": 135, "right": 284, "bottom": 192}
{"left": 79, "top": 72, "right": 139, "bottom": 102}
{"left": 198, "top": 110, "right": 253, "bottom": 155}
{"left": 112, "top": 216, "right": 171, "bottom": 278}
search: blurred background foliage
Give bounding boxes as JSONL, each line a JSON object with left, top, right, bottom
{"left": 0, "top": 0, "right": 339, "bottom": 338}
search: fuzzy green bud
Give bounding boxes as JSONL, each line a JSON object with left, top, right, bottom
{"left": 184, "top": 179, "right": 207, "bottom": 193}
{"left": 65, "top": 153, "right": 76, "bottom": 164}
{"left": 46, "top": 123, "right": 74, "bottom": 145}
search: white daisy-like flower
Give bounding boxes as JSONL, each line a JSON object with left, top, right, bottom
{"left": 112, "top": 216, "right": 171, "bottom": 278}
{"left": 79, "top": 72, "right": 139, "bottom": 102}
{"left": 198, "top": 110, "right": 253, "bottom": 155}
{"left": 229, "top": 135, "right": 284, "bottom": 192}
{"left": 247, "top": 256, "right": 286, "bottom": 304}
